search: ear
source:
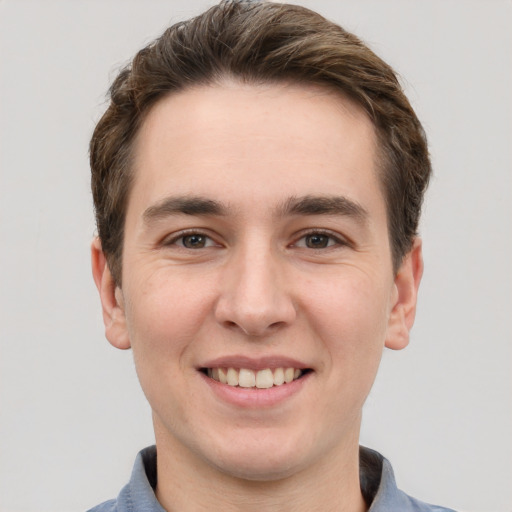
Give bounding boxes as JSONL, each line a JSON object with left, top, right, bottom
{"left": 91, "top": 237, "right": 131, "bottom": 350}
{"left": 385, "top": 238, "right": 424, "bottom": 351}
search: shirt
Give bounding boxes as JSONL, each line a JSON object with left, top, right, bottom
{"left": 87, "top": 445, "right": 456, "bottom": 511}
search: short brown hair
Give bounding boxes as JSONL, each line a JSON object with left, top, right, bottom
{"left": 90, "top": 0, "right": 431, "bottom": 285}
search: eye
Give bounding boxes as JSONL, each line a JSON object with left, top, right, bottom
{"left": 294, "top": 232, "right": 343, "bottom": 249}
{"left": 169, "top": 232, "right": 217, "bottom": 249}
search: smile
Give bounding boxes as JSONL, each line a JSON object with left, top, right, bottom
{"left": 204, "top": 367, "right": 308, "bottom": 389}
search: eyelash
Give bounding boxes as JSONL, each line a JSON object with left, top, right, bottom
{"left": 163, "top": 229, "right": 348, "bottom": 250}
{"left": 163, "top": 230, "right": 218, "bottom": 249}
{"left": 292, "top": 230, "right": 348, "bottom": 250}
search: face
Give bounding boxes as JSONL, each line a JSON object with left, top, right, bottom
{"left": 93, "top": 81, "right": 422, "bottom": 481}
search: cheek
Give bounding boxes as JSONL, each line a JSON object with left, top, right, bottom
{"left": 292, "top": 272, "right": 392, "bottom": 438}
{"left": 301, "top": 270, "right": 392, "bottom": 397}
{"left": 123, "top": 270, "right": 216, "bottom": 365}
{"left": 304, "top": 271, "right": 392, "bottom": 344}
{"left": 121, "top": 272, "right": 216, "bottom": 420}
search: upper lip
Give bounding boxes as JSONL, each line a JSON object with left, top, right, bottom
{"left": 199, "top": 355, "right": 311, "bottom": 371}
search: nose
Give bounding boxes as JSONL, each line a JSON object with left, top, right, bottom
{"left": 214, "top": 243, "right": 296, "bottom": 337}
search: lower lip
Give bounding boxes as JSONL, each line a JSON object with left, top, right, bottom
{"left": 200, "top": 371, "right": 311, "bottom": 408}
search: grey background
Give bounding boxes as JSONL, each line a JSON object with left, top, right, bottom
{"left": 0, "top": 1, "right": 510, "bottom": 511}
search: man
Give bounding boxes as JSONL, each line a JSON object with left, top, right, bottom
{"left": 88, "top": 1, "right": 455, "bottom": 510}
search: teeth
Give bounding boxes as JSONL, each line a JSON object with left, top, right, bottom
{"left": 226, "top": 367, "right": 239, "bottom": 386}
{"left": 218, "top": 367, "right": 228, "bottom": 384}
{"left": 208, "top": 366, "right": 304, "bottom": 388}
{"left": 255, "top": 369, "right": 274, "bottom": 389}
{"left": 273, "top": 367, "right": 285, "bottom": 386}
{"left": 239, "top": 369, "right": 256, "bottom": 388}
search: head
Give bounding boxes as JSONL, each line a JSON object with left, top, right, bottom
{"left": 90, "top": 0, "right": 431, "bottom": 286}
{"left": 90, "top": 0, "right": 428, "bottom": 492}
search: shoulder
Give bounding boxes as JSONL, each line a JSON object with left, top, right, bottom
{"left": 86, "top": 499, "right": 117, "bottom": 512}
{"left": 86, "top": 446, "right": 163, "bottom": 512}
{"left": 360, "top": 446, "right": 457, "bottom": 512}
{"left": 393, "top": 492, "right": 458, "bottom": 512}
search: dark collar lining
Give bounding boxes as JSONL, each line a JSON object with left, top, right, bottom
{"left": 141, "top": 445, "right": 383, "bottom": 507}
{"left": 140, "top": 446, "right": 158, "bottom": 490}
{"left": 359, "top": 446, "right": 384, "bottom": 506}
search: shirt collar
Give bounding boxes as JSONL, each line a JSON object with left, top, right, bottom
{"left": 114, "top": 445, "right": 452, "bottom": 512}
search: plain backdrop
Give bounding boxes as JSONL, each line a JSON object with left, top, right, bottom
{"left": 0, "top": 1, "right": 511, "bottom": 511}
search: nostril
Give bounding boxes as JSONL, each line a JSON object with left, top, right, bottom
{"left": 268, "top": 320, "right": 287, "bottom": 330}
{"left": 220, "top": 318, "right": 276, "bottom": 337}
{"left": 214, "top": 286, "right": 297, "bottom": 337}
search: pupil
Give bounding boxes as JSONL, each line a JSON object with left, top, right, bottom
{"left": 306, "top": 234, "right": 328, "bottom": 248}
{"left": 183, "top": 234, "right": 205, "bottom": 248}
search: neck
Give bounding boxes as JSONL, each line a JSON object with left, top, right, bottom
{"left": 153, "top": 425, "right": 367, "bottom": 512}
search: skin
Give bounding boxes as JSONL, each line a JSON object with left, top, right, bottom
{"left": 92, "top": 81, "right": 423, "bottom": 512}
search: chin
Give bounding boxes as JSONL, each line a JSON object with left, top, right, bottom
{"left": 206, "top": 429, "right": 316, "bottom": 482}
{"left": 214, "top": 452, "right": 305, "bottom": 482}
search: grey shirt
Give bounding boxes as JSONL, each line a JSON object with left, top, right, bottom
{"left": 87, "top": 446, "right": 456, "bottom": 511}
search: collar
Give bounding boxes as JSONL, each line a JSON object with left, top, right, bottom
{"left": 96, "top": 445, "right": 455, "bottom": 512}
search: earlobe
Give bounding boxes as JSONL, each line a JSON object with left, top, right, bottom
{"left": 91, "top": 237, "right": 131, "bottom": 350}
{"left": 385, "top": 238, "right": 423, "bottom": 351}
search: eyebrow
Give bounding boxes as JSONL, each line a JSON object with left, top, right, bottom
{"left": 279, "top": 195, "right": 368, "bottom": 223}
{"left": 143, "top": 196, "right": 226, "bottom": 223}
{"left": 142, "top": 194, "right": 368, "bottom": 224}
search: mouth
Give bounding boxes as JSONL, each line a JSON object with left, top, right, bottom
{"left": 200, "top": 367, "right": 312, "bottom": 389}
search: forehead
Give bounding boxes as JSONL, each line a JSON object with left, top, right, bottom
{"left": 129, "top": 81, "right": 384, "bottom": 221}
